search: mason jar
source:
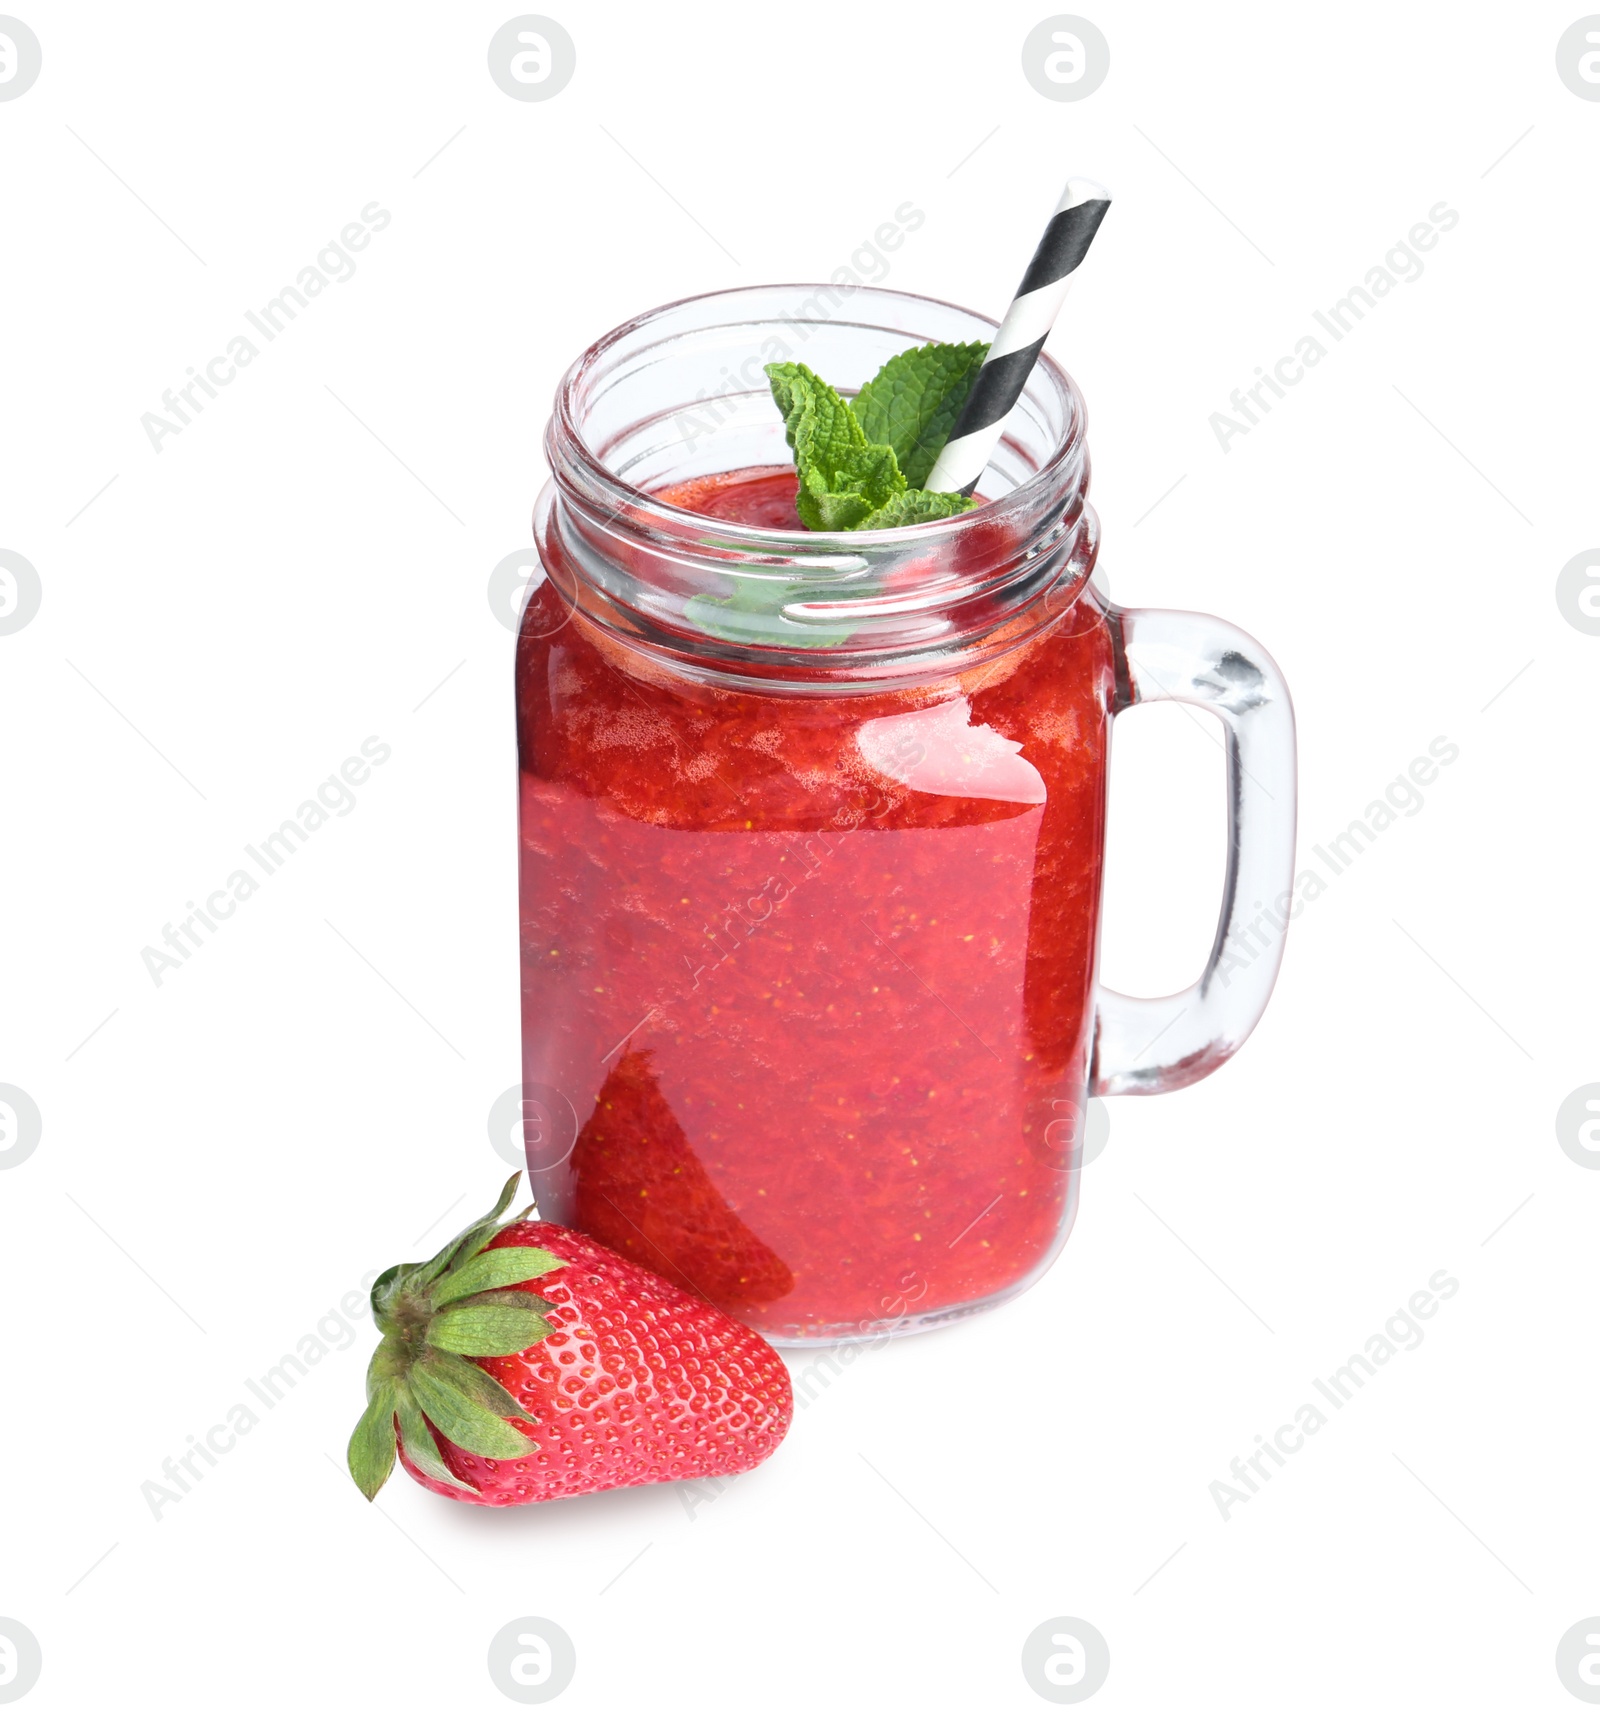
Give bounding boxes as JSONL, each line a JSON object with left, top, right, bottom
{"left": 514, "top": 285, "right": 1296, "bottom": 1344}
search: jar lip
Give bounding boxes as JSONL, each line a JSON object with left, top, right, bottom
{"left": 549, "top": 282, "right": 1086, "bottom": 552}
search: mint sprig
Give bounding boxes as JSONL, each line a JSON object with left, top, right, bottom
{"left": 767, "top": 362, "right": 902, "bottom": 530}
{"left": 850, "top": 340, "right": 988, "bottom": 489}
{"left": 848, "top": 487, "right": 975, "bottom": 529}
{"left": 766, "top": 347, "right": 986, "bottom": 531}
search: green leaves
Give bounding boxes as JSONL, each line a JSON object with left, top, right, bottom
{"left": 427, "top": 1303, "right": 554, "bottom": 1356}
{"left": 761, "top": 354, "right": 980, "bottom": 537}
{"left": 766, "top": 363, "right": 905, "bottom": 531}
{"left": 411, "top": 1360, "right": 536, "bottom": 1460}
{"left": 346, "top": 1171, "right": 557, "bottom": 1501}
{"left": 422, "top": 1348, "right": 534, "bottom": 1424}
{"left": 347, "top": 1381, "right": 399, "bottom": 1501}
{"left": 418, "top": 1171, "right": 525, "bottom": 1284}
{"left": 850, "top": 341, "right": 988, "bottom": 488}
{"left": 346, "top": 1342, "right": 538, "bottom": 1498}
{"left": 432, "top": 1246, "right": 565, "bottom": 1305}
{"left": 859, "top": 489, "right": 980, "bottom": 530}
{"left": 426, "top": 1237, "right": 561, "bottom": 1354}
{"left": 397, "top": 1390, "right": 478, "bottom": 1494}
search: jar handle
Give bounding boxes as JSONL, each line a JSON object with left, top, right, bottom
{"left": 1091, "top": 606, "right": 1298, "bottom": 1097}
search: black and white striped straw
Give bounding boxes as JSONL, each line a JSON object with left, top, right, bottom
{"left": 923, "top": 177, "right": 1111, "bottom": 497}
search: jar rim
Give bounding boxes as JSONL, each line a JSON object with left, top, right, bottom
{"left": 548, "top": 282, "right": 1086, "bottom": 554}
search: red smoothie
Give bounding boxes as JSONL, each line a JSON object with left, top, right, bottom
{"left": 517, "top": 467, "right": 1115, "bottom": 1341}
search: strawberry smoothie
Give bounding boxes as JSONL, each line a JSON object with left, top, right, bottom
{"left": 517, "top": 468, "right": 1115, "bottom": 1342}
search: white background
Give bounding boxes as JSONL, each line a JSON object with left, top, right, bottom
{"left": 2, "top": 1, "right": 1597, "bottom": 1714}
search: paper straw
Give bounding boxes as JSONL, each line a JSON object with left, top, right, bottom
{"left": 923, "top": 177, "right": 1111, "bottom": 497}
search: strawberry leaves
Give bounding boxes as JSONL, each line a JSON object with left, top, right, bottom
{"left": 396, "top": 1392, "right": 476, "bottom": 1493}
{"left": 426, "top": 1302, "right": 554, "bottom": 1355}
{"left": 421, "top": 1348, "right": 532, "bottom": 1423}
{"left": 346, "top": 1381, "right": 400, "bottom": 1501}
{"left": 410, "top": 1365, "right": 534, "bottom": 1460}
{"left": 420, "top": 1171, "right": 525, "bottom": 1282}
{"left": 346, "top": 1173, "right": 564, "bottom": 1500}
{"left": 433, "top": 1245, "right": 565, "bottom": 1304}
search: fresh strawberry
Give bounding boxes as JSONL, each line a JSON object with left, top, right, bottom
{"left": 347, "top": 1173, "right": 793, "bottom": 1506}
{"left": 572, "top": 1049, "right": 795, "bottom": 1311}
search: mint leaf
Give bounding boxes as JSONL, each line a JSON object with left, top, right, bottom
{"left": 858, "top": 489, "right": 979, "bottom": 530}
{"left": 762, "top": 352, "right": 981, "bottom": 536}
{"left": 797, "top": 489, "right": 871, "bottom": 531}
{"left": 803, "top": 441, "right": 904, "bottom": 530}
{"left": 765, "top": 364, "right": 820, "bottom": 455}
{"left": 766, "top": 362, "right": 862, "bottom": 479}
{"left": 764, "top": 362, "right": 906, "bottom": 531}
{"left": 850, "top": 341, "right": 989, "bottom": 488}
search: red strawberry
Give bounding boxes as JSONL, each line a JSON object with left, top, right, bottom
{"left": 347, "top": 1173, "right": 793, "bottom": 1506}
{"left": 572, "top": 1049, "right": 795, "bottom": 1311}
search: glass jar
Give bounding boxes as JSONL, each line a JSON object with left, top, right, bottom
{"left": 515, "top": 285, "right": 1296, "bottom": 1344}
